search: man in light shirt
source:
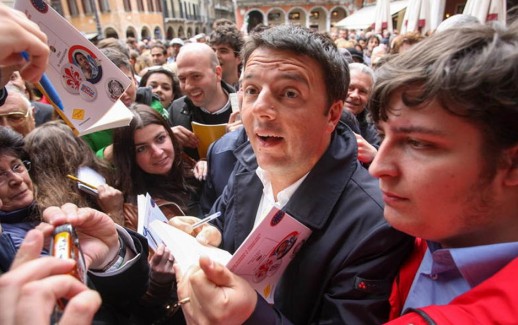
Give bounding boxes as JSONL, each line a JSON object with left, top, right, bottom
{"left": 173, "top": 25, "right": 412, "bottom": 324}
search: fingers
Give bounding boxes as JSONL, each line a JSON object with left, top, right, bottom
{"left": 1, "top": 257, "right": 75, "bottom": 289}
{"left": 195, "top": 226, "right": 222, "bottom": 247}
{"left": 0, "top": 5, "right": 49, "bottom": 83}
{"left": 59, "top": 290, "right": 102, "bottom": 325}
{"left": 172, "top": 126, "right": 199, "bottom": 148}
{"left": 193, "top": 160, "right": 207, "bottom": 181}
{"left": 15, "top": 275, "right": 100, "bottom": 325}
{"left": 168, "top": 216, "right": 198, "bottom": 234}
{"left": 196, "top": 256, "right": 233, "bottom": 287}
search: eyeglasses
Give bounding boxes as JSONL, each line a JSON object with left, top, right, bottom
{"left": 0, "top": 160, "right": 31, "bottom": 186}
{"left": 0, "top": 111, "right": 30, "bottom": 126}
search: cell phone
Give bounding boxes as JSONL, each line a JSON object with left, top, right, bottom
{"left": 49, "top": 224, "right": 88, "bottom": 321}
{"left": 50, "top": 224, "right": 87, "bottom": 283}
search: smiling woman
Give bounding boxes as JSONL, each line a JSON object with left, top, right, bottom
{"left": 0, "top": 126, "right": 42, "bottom": 272}
{"left": 112, "top": 104, "right": 202, "bottom": 230}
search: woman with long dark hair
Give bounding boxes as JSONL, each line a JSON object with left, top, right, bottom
{"left": 112, "top": 104, "right": 201, "bottom": 230}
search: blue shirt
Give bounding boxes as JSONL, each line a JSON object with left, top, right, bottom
{"left": 402, "top": 241, "right": 518, "bottom": 313}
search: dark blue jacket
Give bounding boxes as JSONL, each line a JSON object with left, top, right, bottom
{"left": 200, "top": 127, "right": 248, "bottom": 214}
{"left": 213, "top": 123, "right": 413, "bottom": 324}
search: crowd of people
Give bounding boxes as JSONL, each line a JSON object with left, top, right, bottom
{"left": 0, "top": 2, "right": 517, "bottom": 324}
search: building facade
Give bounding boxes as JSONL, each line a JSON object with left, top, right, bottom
{"left": 234, "top": 0, "right": 364, "bottom": 34}
{"left": 2, "top": 0, "right": 229, "bottom": 41}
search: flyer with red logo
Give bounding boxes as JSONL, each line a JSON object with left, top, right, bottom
{"left": 14, "top": 0, "right": 133, "bottom": 135}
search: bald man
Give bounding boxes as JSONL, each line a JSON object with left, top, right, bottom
{"left": 169, "top": 43, "right": 235, "bottom": 160}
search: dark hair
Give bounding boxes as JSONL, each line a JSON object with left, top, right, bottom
{"left": 112, "top": 104, "right": 195, "bottom": 207}
{"left": 212, "top": 18, "right": 235, "bottom": 30}
{"left": 209, "top": 25, "right": 244, "bottom": 55}
{"left": 139, "top": 67, "right": 182, "bottom": 101}
{"left": 151, "top": 43, "right": 167, "bottom": 55}
{"left": 242, "top": 25, "right": 350, "bottom": 109}
{"left": 370, "top": 21, "right": 518, "bottom": 164}
{"left": 0, "top": 126, "right": 27, "bottom": 160}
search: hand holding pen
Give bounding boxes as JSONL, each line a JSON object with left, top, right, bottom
{"left": 168, "top": 212, "right": 223, "bottom": 247}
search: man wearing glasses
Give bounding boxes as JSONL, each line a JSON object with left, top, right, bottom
{"left": 0, "top": 84, "right": 34, "bottom": 136}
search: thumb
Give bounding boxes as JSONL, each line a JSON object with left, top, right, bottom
{"left": 198, "top": 255, "right": 233, "bottom": 287}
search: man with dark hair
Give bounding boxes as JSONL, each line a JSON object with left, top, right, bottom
{"left": 370, "top": 21, "right": 518, "bottom": 323}
{"left": 174, "top": 25, "right": 412, "bottom": 324}
{"left": 209, "top": 25, "right": 244, "bottom": 89}
{"left": 150, "top": 43, "right": 167, "bottom": 66}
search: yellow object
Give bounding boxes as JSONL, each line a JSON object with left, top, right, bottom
{"left": 191, "top": 121, "right": 227, "bottom": 159}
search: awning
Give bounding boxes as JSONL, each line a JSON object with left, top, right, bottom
{"left": 336, "top": 0, "right": 408, "bottom": 29}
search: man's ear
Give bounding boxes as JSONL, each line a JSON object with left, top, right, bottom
{"left": 326, "top": 100, "right": 343, "bottom": 133}
{"left": 215, "top": 65, "right": 223, "bottom": 81}
{"left": 504, "top": 144, "right": 518, "bottom": 187}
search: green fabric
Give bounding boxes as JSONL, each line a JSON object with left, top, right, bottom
{"left": 82, "top": 129, "right": 113, "bottom": 159}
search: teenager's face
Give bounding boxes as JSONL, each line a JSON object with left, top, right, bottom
{"left": 146, "top": 72, "right": 174, "bottom": 108}
{"left": 134, "top": 124, "right": 175, "bottom": 175}
{"left": 370, "top": 92, "right": 510, "bottom": 248}
{"left": 212, "top": 44, "right": 241, "bottom": 81}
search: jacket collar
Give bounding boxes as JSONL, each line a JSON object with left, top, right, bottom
{"left": 233, "top": 123, "right": 359, "bottom": 231}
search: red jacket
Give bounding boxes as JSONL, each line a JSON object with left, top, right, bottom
{"left": 386, "top": 239, "right": 518, "bottom": 324}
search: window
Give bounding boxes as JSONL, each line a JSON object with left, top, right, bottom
{"left": 155, "top": 0, "right": 162, "bottom": 12}
{"left": 147, "top": 0, "right": 154, "bottom": 12}
{"left": 82, "top": 0, "right": 93, "bottom": 14}
{"left": 123, "top": 0, "right": 132, "bottom": 11}
{"left": 98, "top": 0, "right": 110, "bottom": 13}
{"left": 289, "top": 12, "right": 300, "bottom": 20}
{"left": 67, "top": 0, "right": 79, "bottom": 16}
{"left": 50, "top": 0, "right": 64, "bottom": 16}
{"left": 137, "top": 0, "right": 144, "bottom": 11}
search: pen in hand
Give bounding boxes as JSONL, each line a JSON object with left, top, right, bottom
{"left": 191, "top": 211, "right": 222, "bottom": 230}
{"left": 66, "top": 174, "right": 98, "bottom": 190}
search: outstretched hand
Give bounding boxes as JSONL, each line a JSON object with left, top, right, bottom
{"left": 43, "top": 203, "right": 119, "bottom": 270}
{"left": 0, "top": 228, "right": 101, "bottom": 325}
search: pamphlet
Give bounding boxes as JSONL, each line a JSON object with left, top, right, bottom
{"left": 137, "top": 193, "right": 169, "bottom": 251}
{"left": 15, "top": 0, "right": 133, "bottom": 136}
{"left": 149, "top": 207, "right": 312, "bottom": 303}
{"left": 191, "top": 121, "right": 227, "bottom": 159}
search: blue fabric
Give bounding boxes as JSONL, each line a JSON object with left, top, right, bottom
{"left": 0, "top": 203, "right": 44, "bottom": 271}
{"left": 403, "top": 241, "right": 518, "bottom": 313}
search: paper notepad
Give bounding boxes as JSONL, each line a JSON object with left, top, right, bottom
{"left": 191, "top": 121, "right": 227, "bottom": 159}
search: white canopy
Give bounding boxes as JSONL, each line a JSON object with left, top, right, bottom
{"left": 336, "top": 0, "right": 408, "bottom": 30}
